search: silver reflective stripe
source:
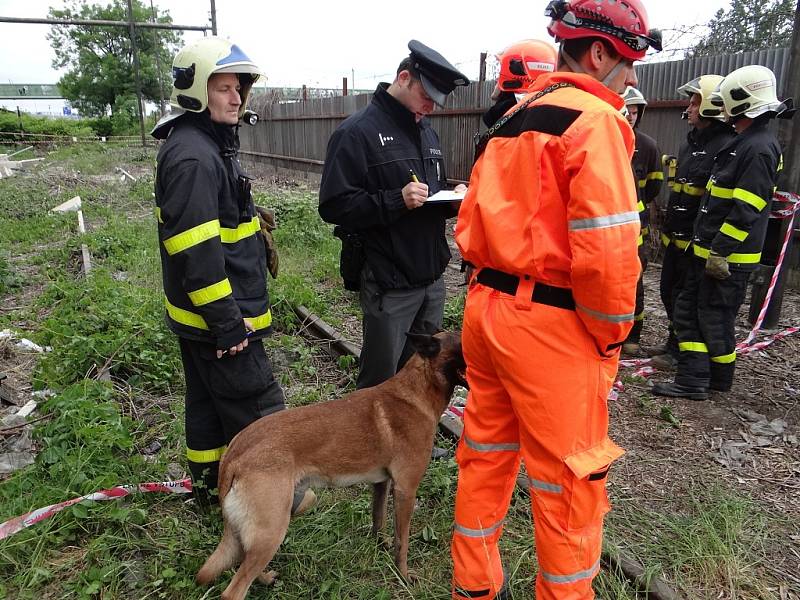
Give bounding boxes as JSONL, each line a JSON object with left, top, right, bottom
{"left": 454, "top": 519, "right": 504, "bottom": 538}
{"left": 464, "top": 436, "right": 520, "bottom": 453}
{"left": 576, "top": 303, "right": 635, "bottom": 323}
{"left": 529, "top": 478, "right": 563, "bottom": 494}
{"left": 569, "top": 211, "right": 639, "bottom": 231}
{"left": 541, "top": 558, "right": 601, "bottom": 584}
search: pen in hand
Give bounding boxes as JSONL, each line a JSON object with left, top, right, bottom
{"left": 409, "top": 169, "right": 420, "bottom": 183}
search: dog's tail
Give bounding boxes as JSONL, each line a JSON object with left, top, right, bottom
{"left": 196, "top": 476, "right": 244, "bottom": 585}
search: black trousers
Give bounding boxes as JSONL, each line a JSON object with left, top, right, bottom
{"left": 672, "top": 258, "right": 750, "bottom": 391}
{"left": 659, "top": 243, "right": 692, "bottom": 356}
{"left": 625, "top": 250, "right": 648, "bottom": 344}
{"left": 179, "top": 337, "right": 285, "bottom": 494}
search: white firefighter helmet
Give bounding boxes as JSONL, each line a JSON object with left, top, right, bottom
{"left": 677, "top": 75, "right": 726, "bottom": 121}
{"left": 169, "top": 36, "right": 263, "bottom": 117}
{"left": 710, "top": 65, "right": 791, "bottom": 120}
{"left": 622, "top": 86, "right": 647, "bottom": 127}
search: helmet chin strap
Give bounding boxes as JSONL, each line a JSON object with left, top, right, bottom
{"left": 559, "top": 45, "right": 627, "bottom": 89}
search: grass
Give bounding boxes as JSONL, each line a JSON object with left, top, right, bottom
{"left": 0, "top": 144, "right": 792, "bottom": 599}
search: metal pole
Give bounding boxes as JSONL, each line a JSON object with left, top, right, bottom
{"left": 342, "top": 76, "right": 348, "bottom": 97}
{"left": 126, "top": 0, "right": 147, "bottom": 147}
{"left": 477, "top": 52, "right": 487, "bottom": 107}
{"left": 0, "top": 15, "right": 209, "bottom": 31}
{"left": 210, "top": 0, "right": 217, "bottom": 35}
{"left": 149, "top": 0, "right": 167, "bottom": 116}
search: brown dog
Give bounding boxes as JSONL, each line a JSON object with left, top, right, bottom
{"left": 196, "top": 330, "right": 466, "bottom": 600}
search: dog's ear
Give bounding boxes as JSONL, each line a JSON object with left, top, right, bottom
{"left": 405, "top": 332, "right": 441, "bottom": 358}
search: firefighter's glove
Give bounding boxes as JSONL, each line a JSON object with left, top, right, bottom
{"left": 255, "top": 205, "right": 279, "bottom": 279}
{"left": 705, "top": 252, "right": 731, "bottom": 280}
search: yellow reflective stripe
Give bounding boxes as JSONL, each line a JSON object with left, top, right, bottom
{"left": 671, "top": 182, "right": 705, "bottom": 196}
{"left": 638, "top": 179, "right": 647, "bottom": 189}
{"left": 674, "top": 238, "right": 689, "bottom": 250}
{"left": 187, "top": 445, "right": 227, "bottom": 464}
{"left": 679, "top": 341, "right": 708, "bottom": 353}
{"left": 165, "top": 297, "right": 209, "bottom": 330}
{"left": 636, "top": 200, "right": 645, "bottom": 212}
{"left": 634, "top": 311, "right": 645, "bottom": 322}
{"left": 693, "top": 245, "right": 760, "bottom": 263}
{"left": 732, "top": 188, "right": 767, "bottom": 211}
{"left": 166, "top": 296, "right": 274, "bottom": 332}
{"left": 711, "top": 351, "right": 736, "bottom": 364}
{"left": 637, "top": 235, "right": 644, "bottom": 246}
{"left": 720, "top": 222, "right": 749, "bottom": 242}
{"left": 709, "top": 184, "right": 733, "bottom": 199}
{"left": 188, "top": 279, "right": 233, "bottom": 307}
{"left": 220, "top": 216, "right": 260, "bottom": 243}
{"left": 661, "top": 233, "right": 671, "bottom": 247}
{"left": 778, "top": 155, "right": 784, "bottom": 172}
{"left": 154, "top": 206, "right": 163, "bottom": 224}
{"left": 642, "top": 226, "right": 649, "bottom": 236}
{"left": 163, "top": 219, "right": 220, "bottom": 255}
{"left": 647, "top": 171, "right": 664, "bottom": 181}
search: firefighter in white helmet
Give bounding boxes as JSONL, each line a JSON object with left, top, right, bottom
{"left": 654, "top": 65, "right": 794, "bottom": 399}
{"left": 650, "top": 75, "right": 735, "bottom": 369}
{"left": 152, "top": 37, "right": 314, "bottom": 514}
{"left": 621, "top": 86, "right": 663, "bottom": 356}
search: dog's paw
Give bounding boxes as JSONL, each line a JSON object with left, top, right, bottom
{"left": 257, "top": 570, "right": 278, "bottom": 586}
{"left": 402, "top": 568, "right": 419, "bottom": 584}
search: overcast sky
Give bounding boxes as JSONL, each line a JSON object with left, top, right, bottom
{"left": 0, "top": 0, "right": 730, "bottom": 113}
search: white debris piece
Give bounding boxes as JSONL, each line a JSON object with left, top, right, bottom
{"left": 16, "top": 400, "right": 37, "bottom": 418}
{"left": 0, "top": 329, "right": 51, "bottom": 352}
{"left": 51, "top": 195, "right": 82, "bottom": 213}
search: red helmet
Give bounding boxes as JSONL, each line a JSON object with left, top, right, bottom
{"left": 497, "top": 39, "right": 557, "bottom": 93}
{"left": 545, "top": 0, "right": 662, "bottom": 61}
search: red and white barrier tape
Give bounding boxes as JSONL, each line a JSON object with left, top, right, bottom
{"left": 739, "top": 192, "right": 799, "bottom": 348}
{"left": 0, "top": 478, "right": 192, "bottom": 541}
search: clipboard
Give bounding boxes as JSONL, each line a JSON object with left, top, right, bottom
{"left": 425, "top": 190, "right": 465, "bottom": 204}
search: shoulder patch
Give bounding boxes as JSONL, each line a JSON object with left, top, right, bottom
{"left": 493, "top": 104, "right": 582, "bottom": 139}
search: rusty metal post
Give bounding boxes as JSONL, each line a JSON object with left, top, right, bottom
{"left": 342, "top": 77, "right": 348, "bottom": 97}
{"left": 126, "top": 0, "right": 147, "bottom": 147}
{"left": 477, "top": 52, "right": 487, "bottom": 107}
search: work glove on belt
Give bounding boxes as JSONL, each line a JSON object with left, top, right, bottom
{"left": 255, "top": 205, "right": 279, "bottom": 279}
{"left": 705, "top": 251, "right": 731, "bottom": 280}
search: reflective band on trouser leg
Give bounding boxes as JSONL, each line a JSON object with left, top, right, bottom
{"left": 186, "top": 445, "right": 227, "bottom": 464}
{"left": 711, "top": 351, "right": 736, "bottom": 364}
{"left": 452, "top": 286, "right": 521, "bottom": 600}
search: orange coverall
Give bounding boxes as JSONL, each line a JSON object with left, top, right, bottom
{"left": 452, "top": 71, "right": 640, "bottom": 600}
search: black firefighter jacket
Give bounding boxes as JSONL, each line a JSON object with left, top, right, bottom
{"left": 154, "top": 111, "right": 270, "bottom": 350}
{"left": 663, "top": 121, "right": 736, "bottom": 248}
{"left": 631, "top": 129, "right": 663, "bottom": 246}
{"left": 318, "top": 83, "right": 456, "bottom": 290}
{"left": 692, "top": 119, "right": 782, "bottom": 271}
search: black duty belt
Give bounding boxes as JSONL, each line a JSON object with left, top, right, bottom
{"left": 476, "top": 268, "right": 575, "bottom": 311}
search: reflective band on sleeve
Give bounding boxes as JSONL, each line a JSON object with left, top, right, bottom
{"left": 692, "top": 245, "right": 760, "bottom": 263}
{"left": 464, "top": 436, "right": 520, "bottom": 453}
{"left": 165, "top": 296, "right": 273, "bottom": 332}
{"left": 674, "top": 238, "right": 689, "bottom": 250}
{"left": 634, "top": 311, "right": 645, "bottom": 322}
{"left": 220, "top": 216, "right": 260, "bottom": 243}
{"left": 163, "top": 219, "right": 220, "bottom": 255}
{"left": 673, "top": 182, "right": 706, "bottom": 196}
{"left": 541, "top": 559, "right": 601, "bottom": 585}
{"left": 638, "top": 179, "right": 647, "bottom": 189}
{"left": 720, "top": 222, "right": 749, "bottom": 242}
{"left": 636, "top": 200, "right": 645, "bottom": 212}
{"left": 661, "top": 233, "right": 671, "bottom": 247}
{"left": 711, "top": 351, "right": 736, "bottom": 364}
{"left": 647, "top": 171, "right": 664, "bottom": 181}
{"left": 679, "top": 341, "right": 708, "bottom": 353}
{"left": 732, "top": 188, "right": 767, "bottom": 211}
{"left": 637, "top": 235, "right": 644, "bottom": 247}
{"left": 154, "top": 206, "right": 163, "bottom": 224}
{"left": 569, "top": 211, "right": 639, "bottom": 231}
{"left": 529, "top": 478, "right": 563, "bottom": 494}
{"left": 576, "top": 303, "right": 635, "bottom": 323}
{"left": 454, "top": 519, "right": 504, "bottom": 539}
{"left": 186, "top": 445, "right": 227, "bottom": 464}
{"left": 188, "top": 279, "right": 233, "bottom": 307}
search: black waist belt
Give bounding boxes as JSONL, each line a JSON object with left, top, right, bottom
{"left": 476, "top": 268, "right": 575, "bottom": 311}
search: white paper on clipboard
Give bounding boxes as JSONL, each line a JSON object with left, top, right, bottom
{"left": 425, "top": 189, "right": 465, "bottom": 204}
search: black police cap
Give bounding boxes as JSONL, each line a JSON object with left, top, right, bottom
{"left": 408, "top": 40, "right": 470, "bottom": 107}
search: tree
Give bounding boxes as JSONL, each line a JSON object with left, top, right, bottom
{"left": 690, "top": 0, "right": 795, "bottom": 57}
{"left": 47, "top": 0, "right": 182, "bottom": 118}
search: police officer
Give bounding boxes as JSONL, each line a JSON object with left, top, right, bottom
{"left": 152, "top": 37, "right": 313, "bottom": 513}
{"left": 319, "top": 41, "right": 469, "bottom": 391}
{"left": 621, "top": 86, "right": 663, "bottom": 356}
{"left": 650, "top": 75, "right": 734, "bottom": 369}
{"left": 653, "top": 65, "right": 794, "bottom": 399}
{"left": 451, "top": 0, "right": 661, "bottom": 597}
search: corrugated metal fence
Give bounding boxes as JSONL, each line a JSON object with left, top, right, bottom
{"left": 239, "top": 48, "right": 799, "bottom": 284}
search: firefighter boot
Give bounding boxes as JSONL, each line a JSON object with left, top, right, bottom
{"left": 652, "top": 381, "right": 708, "bottom": 401}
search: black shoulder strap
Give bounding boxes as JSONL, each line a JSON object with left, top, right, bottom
{"left": 474, "top": 82, "right": 576, "bottom": 161}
